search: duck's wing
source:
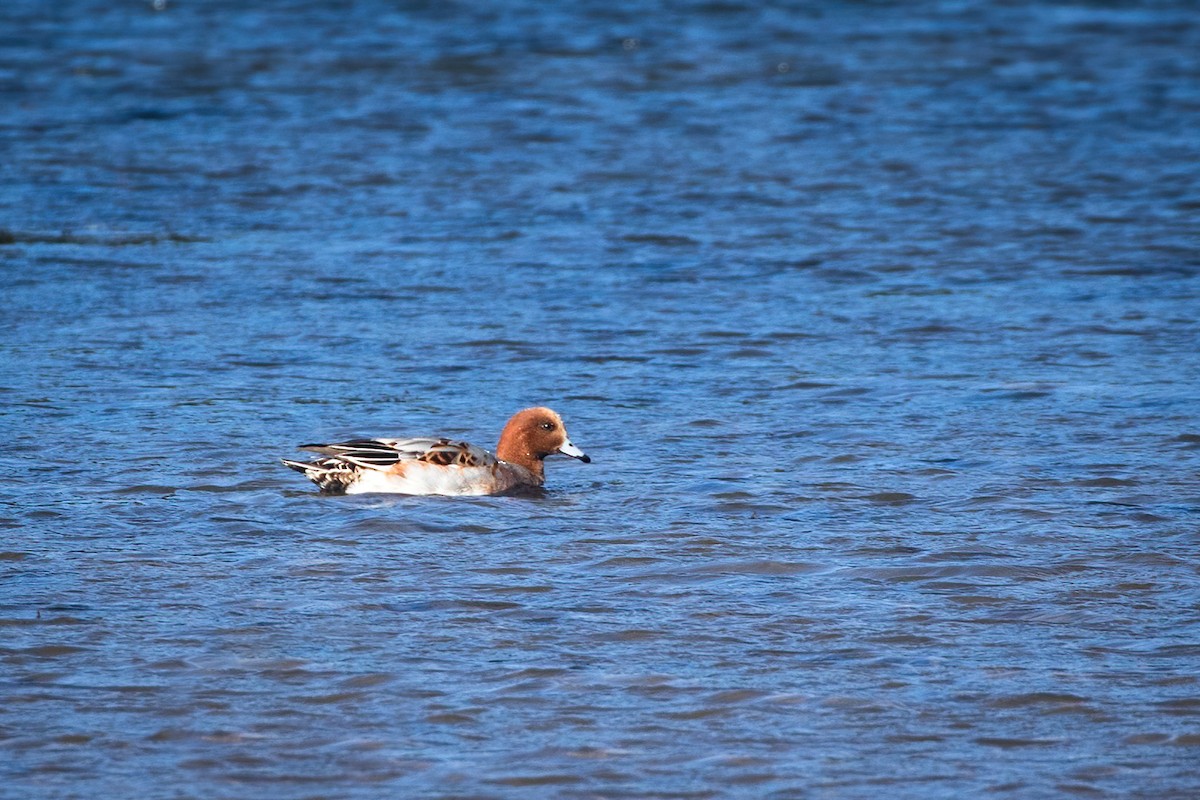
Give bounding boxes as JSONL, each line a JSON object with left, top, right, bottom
{"left": 299, "top": 437, "right": 497, "bottom": 471}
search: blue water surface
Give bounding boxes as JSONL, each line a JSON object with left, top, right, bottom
{"left": 2, "top": 1, "right": 1199, "bottom": 797}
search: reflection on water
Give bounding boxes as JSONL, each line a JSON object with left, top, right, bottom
{"left": 2, "top": 0, "right": 1199, "bottom": 797}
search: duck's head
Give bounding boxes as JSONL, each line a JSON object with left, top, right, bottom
{"left": 497, "top": 407, "right": 590, "bottom": 472}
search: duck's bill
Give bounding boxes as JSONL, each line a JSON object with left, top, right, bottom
{"left": 558, "top": 440, "right": 591, "bottom": 463}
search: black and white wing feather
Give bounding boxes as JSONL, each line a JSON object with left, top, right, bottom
{"left": 299, "top": 437, "right": 497, "bottom": 469}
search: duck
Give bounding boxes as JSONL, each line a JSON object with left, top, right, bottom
{"left": 281, "top": 406, "right": 590, "bottom": 495}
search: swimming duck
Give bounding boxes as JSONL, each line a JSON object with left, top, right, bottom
{"left": 281, "top": 406, "right": 590, "bottom": 495}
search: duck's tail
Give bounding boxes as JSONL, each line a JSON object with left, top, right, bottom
{"left": 281, "top": 457, "right": 358, "bottom": 495}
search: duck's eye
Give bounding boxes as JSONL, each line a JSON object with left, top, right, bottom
{"left": 539, "top": 421, "right": 556, "bottom": 431}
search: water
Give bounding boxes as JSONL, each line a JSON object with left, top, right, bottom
{"left": 2, "top": 1, "right": 1199, "bottom": 797}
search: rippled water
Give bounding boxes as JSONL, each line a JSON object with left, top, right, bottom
{"left": 3, "top": 1, "right": 1199, "bottom": 797}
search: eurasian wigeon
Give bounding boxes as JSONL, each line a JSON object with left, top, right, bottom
{"left": 281, "top": 406, "right": 590, "bottom": 495}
